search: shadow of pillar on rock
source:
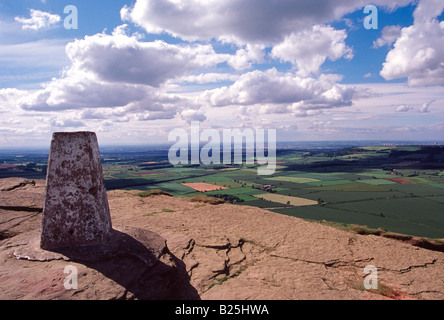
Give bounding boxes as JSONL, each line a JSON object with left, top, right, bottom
{"left": 49, "top": 227, "right": 200, "bottom": 300}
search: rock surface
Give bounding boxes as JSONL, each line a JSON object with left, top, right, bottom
{"left": 0, "top": 178, "right": 197, "bottom": 300}
{"left": 1, "top": 177, "right": 444, "bottom": 300}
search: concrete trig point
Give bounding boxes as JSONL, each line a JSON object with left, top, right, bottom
{"left": 40, "top": 132, "right": 112, "bottom": 249}
{"left": 14, "top": 131, "right": 165, "bottom": 267}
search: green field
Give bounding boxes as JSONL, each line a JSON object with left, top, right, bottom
{"left": 357, "top": 179, "right": 397, "bottom": 185}
{"left": 288, "top": 172, "right": 345, "bottom": 181}
{"left": 306, "top": 179, "right": 353, "bottom": 187}
{"left": 275, "top": 197, "right": 444, "bottom": 238}
{"left": 126, "top": 181, "right": 196, "bottom": 195}
{"left": 264, "top": 176, "right": 320, "bottom": 183}
{"left": 306, "top": 182, "right": 392, "bottom": 192}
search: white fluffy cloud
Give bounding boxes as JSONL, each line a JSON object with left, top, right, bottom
{"left": 395, "top": 105, "right": 414, "bottom": 112}
{"left": 373, "top": 25, "right": 402, "bottom": 48}
{"left": 380, "top": 0, "right": 444, "bottom": 86}
{"left": 180, "top": 109, "right": 207, "bottom": 123}
{"left": 419, "top": 99, "right": 435, "bottom": 113}
{"left": 121, "top": 0, "right": 413, "bottom": 45}
{"left": 15, "top": 9, "right": 60, "bottom": 31}
{"left": 12, "top": 26, "right": 229, "bottom": 120}
{"left": 227, "top": 44, "right": 265, "bottom": 70}
{"left": 271, "top": 25, "right": 353, "bottom": 76}
{"left": 14, "top": 22, "right": 359, "bottom": 121}
{"left": 17, "top": 70, "right": 191, "bottom": 122}
{"left": 178, "top": 73, "right": 239, "bottom": 84}
{"left": 66, "top": 25, "right": 227, "bottom": 87}
{"left": 203, "top": 68, "right": 358, "bottom": 116}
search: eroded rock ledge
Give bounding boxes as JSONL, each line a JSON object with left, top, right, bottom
{"left": 1, "top": 178, "right": 444, "bottom": 300}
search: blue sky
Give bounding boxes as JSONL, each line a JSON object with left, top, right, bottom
{"left": 0, "top": 0, "right": 444, "bottom": 147}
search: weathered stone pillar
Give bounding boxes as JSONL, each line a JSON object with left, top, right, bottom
{"left": 40, "top": 132, "right": 112, "bottom": 250}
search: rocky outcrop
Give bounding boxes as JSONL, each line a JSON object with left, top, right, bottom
{"left": 1, "top": 178, "right": 444, "bottom": 300}
{"left": 0, "top": 178, "right": 198, "bottom": 300}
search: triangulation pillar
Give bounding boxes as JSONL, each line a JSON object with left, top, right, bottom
{"left": 40, "top": 132, "right": 112, "bottom": 250}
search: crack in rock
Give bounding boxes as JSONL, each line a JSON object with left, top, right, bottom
{"left": 181, "top": 236, "right": 249, "bottom": 290}
{"left": 270, "top": 253, "right": 374, "bottom": 270}
{"left": 378, "top": 259, "right": 439, "bottom": 274}
{"left": 0, "top": 179, "right": 35, "bottom": 192}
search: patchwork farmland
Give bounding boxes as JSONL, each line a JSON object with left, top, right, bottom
{"left": 145, "top": 146, "right": 444, "bottom": 239}
{"left": 2, "top": 144, "right": 444, "bottom": 239}
{"left": 100, "top": 145, "right": 444, "bottom": 239}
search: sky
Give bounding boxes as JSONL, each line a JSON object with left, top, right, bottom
{"left": 0, "top": 0, "right": 444, "bottom": 148}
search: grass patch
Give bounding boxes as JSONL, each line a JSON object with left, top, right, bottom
{"left": 351, "top": 225, "right": 385, "bottom": 236}
{"left": 306, "top": 179, "right": 353, "bottom": 187}
{"left": 289, "top": 173, "right": 345, "bottom": 181}
{"left": 137, "top": 189, "right": 173, "bottom": 197}
{"left": 358, "top": 179, "right": 397, "bottom": 186}
{"left": 306, "top": 182, "right": 391, "bottom": 192}
{"left": 408, "top": 177, "right": 435, "bottom": 184}
{"left": 346, "top": 279, "right": 400, "bottom": 299}
{"left": 206, "top": 276, "right": 231, "bottom": 291}
{"left": 430, "top": 184, "right": 444, "bottom": 190}
{"left": 143, "top": 208, "right": 176, "bottom": 216}
{"left": 265, "top": 176, "right": 320, "bottom": 184}
{"left": 316, "top": 221, "right": 444, "bottom": 253}
{"left": 189, "top": 195, "right": 225, "bottom": 205}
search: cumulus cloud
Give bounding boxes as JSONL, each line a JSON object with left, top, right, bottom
{"left": 419, "top": 99, "right": 435, "bottom": 113}
{"left": 11, "top": 26, "right": 224, "bottom": 121}
{"left": 180, "top": 109, "right": 207, "bottom": 123}
{"left": 66, "top": 25, "right": 227, "bottom": 87}
{"left": 395, "top": 105, "right": 414, "bottom": 112}
{"left": 0, "top": 88, "right": 28, "bottom": 111}
{"left": 18, "top": 71, "right": 193, "bottom": 122}
{"left": 18, "top": 73, "right": 146, "bottom": 111}
{"left": 271, "top": 25, "right": 353, "bottom": 76}
{"left": 178, "top": 73, "right": 239, "bottom": 84}
{"left": 15, "top": 9, "right": 61, "bottom": 31}
{"left": 121, "top": 0, "right": 414, "bottom": 45}
{"left": 203, "top": 68, "right": 358, "bottom": 116}
{"left": 373, "top": 25, "right": 402, "bottom": 48}
{"left": 134, "top": 110, "right": 177, "bottom": 121}
{"left": 380, "top": 0, "right": 444, "bottom": 86}
{"left": 49, "top": 117, "right": 85, "bottom": 128}
{"left": 14, "top": 22, "right": 361, "bottom": 122}
{"left": 227, "top": 44, "right": 265, "bottom": 70}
